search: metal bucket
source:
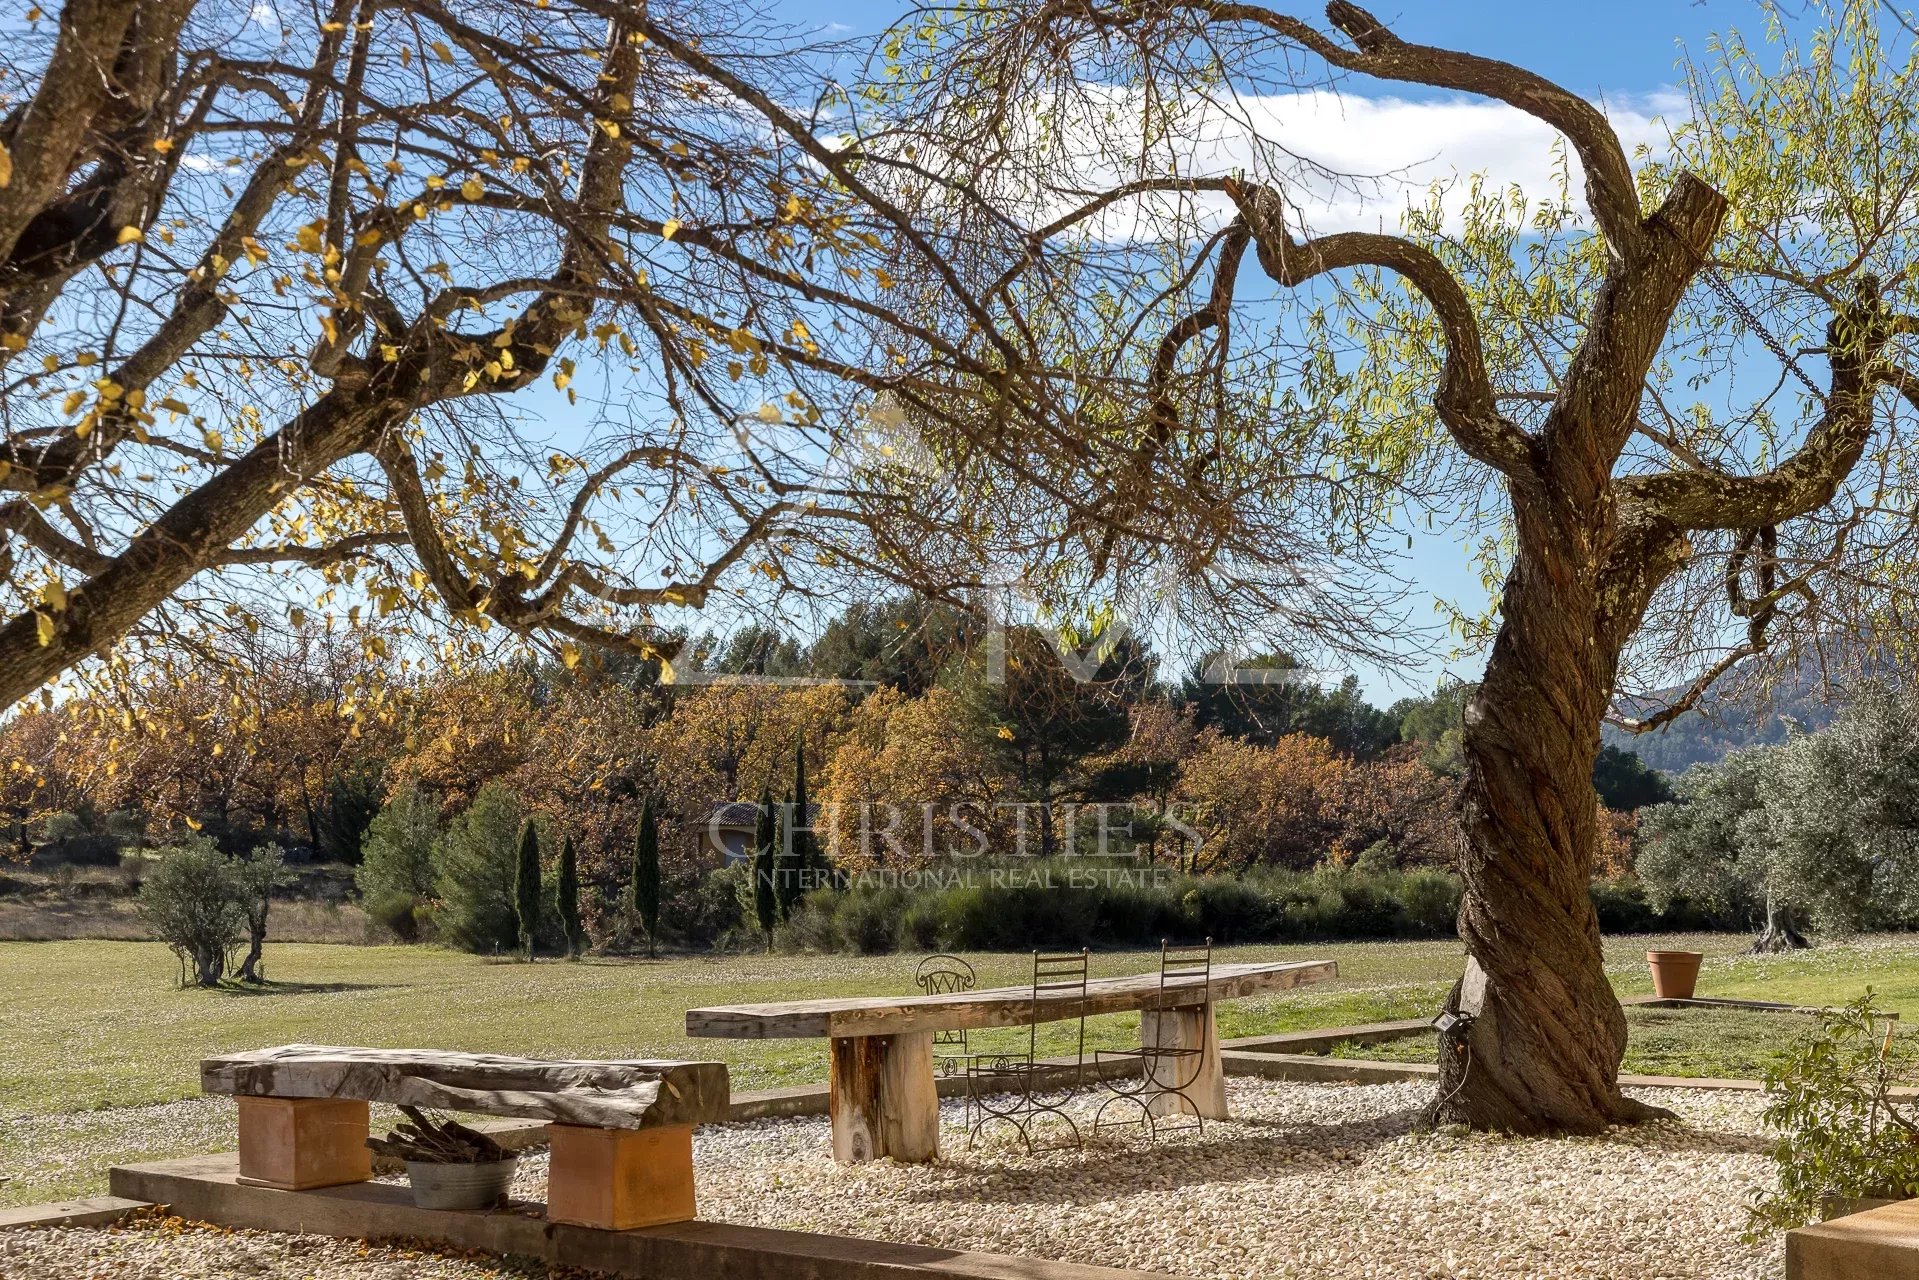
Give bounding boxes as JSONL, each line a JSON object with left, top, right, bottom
{"left": 405, "top": 1156, "right": 520, "bottom": 1210}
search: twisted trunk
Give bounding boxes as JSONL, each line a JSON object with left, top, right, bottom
{"left": 1430, "top": 540, "right": 1659, "bottom": 1133}
{"left": 1426, "top": 175, "right": 1728, "bottom": 1134}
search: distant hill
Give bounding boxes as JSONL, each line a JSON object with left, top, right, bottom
{"left": 1602, "top": 664, "right": 1849, "bottom": 773}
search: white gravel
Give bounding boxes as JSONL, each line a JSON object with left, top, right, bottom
{"left": 1, "top": 1080, "right": 1779, "bottom": 1280}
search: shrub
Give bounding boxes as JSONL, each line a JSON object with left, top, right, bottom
{"left": 137, "top": 835, "right": 247, "bottom": 986}
{"left": 355, "top": 783, "right": 440, "bottom": 941}
{"left": 657, "top": 862, "right": 746, "bottom": 950}
{"left": 1749, "top": 995, "right": 1919, "bottom": 1233}
{"left": 37, "top": 804, "right": 141, "bottom": 868}
{"left": 432, "top": 783, "right": 524, "bottom": 954}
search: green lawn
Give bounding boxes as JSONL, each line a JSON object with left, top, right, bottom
{"left": 1, "top": 931, "right": 1914, "bottom": 1208}
{"left": 1331, "top": 1003, "right": 1919, "bottom": 1079}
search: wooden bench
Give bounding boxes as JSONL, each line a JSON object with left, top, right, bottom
{"left": 201, "top": 1045, "right": 730, "bottom": 1230}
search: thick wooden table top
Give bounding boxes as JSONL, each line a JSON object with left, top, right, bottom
{"left": 685, "top": 959, "right": 1337, "bottom": 1040}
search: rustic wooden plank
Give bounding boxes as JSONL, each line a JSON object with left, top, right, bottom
{"left": 686, "top": 959, "right": 1337, "bottom": 1040}
{"left": 202, "top": 1045, "right": 731, "bottom": 1131}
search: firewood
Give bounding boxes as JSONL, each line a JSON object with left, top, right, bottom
{"left": 367, "top": 1107, "right": 508, "bottom": 1164}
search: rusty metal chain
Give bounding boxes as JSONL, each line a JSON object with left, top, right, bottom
{"left": 1696, "top": 265, "right": 1830, "bottom": 406}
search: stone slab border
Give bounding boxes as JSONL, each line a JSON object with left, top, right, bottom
{"left": 0, "top": 1196, "right": 151, "bottom": 1231}
{"left": 109, "top": 1153, "right": 1198, "bottom": 1280}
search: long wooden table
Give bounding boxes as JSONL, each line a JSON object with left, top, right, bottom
{"left": 686, "top": 958, "right": 1336, "bottom": 1163}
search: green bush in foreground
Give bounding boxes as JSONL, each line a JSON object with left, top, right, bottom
{"left": 1749, "top": 995, "right": 1919, "bottom": 1233}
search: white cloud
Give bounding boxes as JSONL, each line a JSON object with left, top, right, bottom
{"left": 1035, "top": 86, "right": 1685, "bottom": 241}
{"left": 1215, "top": 88, "right": 1682, "bottom": 235}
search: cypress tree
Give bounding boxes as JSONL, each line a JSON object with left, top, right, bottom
{"left": 557, "top": 834, "right": 583, "bottom": 960}
{"left": 751, "top": 789, "right": 777, "bottom": 950}
{"left": 513, "top": 818, "right": 541, "bottom": 961}
{"left": 792, "top": 734, "right": 813, "bottom": 878}
{"left": 631, "top": 797, "right": 661, "bottom": 958}
{"left": 775, "top": 789, "right": 804, "bottom": 920}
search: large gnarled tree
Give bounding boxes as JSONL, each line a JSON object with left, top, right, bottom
{"left": 887, "top": 0, "right": 1919, "bottom": 1131}
{"left": 0, "top": 0, "right": 1379, "bottom": 738}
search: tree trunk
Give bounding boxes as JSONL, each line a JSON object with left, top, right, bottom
{"left": 194, "top": 945, "right": 226, "bottom": 987}
{"left": 236, "top": 904, "right": 268, "bottom": 983}
{"left": 1751, "top": 892, "right": 1810, "bottom": 953}
{"left": 1430, "top": 526, "right": 1668, "bottom": 1135}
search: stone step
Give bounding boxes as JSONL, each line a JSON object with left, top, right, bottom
{"left": 0, "top": 1195, "right": 153, "bottom": 1231}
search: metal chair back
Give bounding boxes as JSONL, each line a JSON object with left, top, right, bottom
{"left": 914, "top": 954, "right": 976, "bottom": 1050}
{"left": 1158, "top": 937, "right": 1212, "bottom": 1008}
{"left": 1028, "top": 949, "right": 1090, "bottom": 1070}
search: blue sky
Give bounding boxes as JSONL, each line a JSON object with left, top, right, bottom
{"left": 744, "top": 1, "right": 1777, "bottom": 701}
{"left": 783, "top": 0, "right": 1764, "bottom": 91}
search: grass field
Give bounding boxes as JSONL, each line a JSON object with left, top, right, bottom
{"left": 2, "top": 931, "right": 1914, "bottom": 1208}
{"left": 1330, "top": 1003, "right": 1919, "bottom": 1078}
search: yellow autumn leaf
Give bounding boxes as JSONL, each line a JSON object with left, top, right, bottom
{"left": 997, "top": 726, "right": 1016, "bottom": 740}
{"left": 117, "top": 225, "right": 143, "bottom": 244}
{"left": 0, "top": 142, "right": 13, "bottom": 188}
{"left": 660, "top": 217, "right": 682, "bottom": 240}
{"left": 42, "top": 579, "right": 66, "bottom": 611}
{"left": 560, "top": 643, "right": 581, "bottom": 670}
{"left": 460, "top": 177, "right": 483, "bottom": 200}
{"left": 34, "top": 612, "right": 54, "bottom": 647}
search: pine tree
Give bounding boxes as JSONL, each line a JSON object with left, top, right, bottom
{"left": 631, "top": 797, "right": 661, "bottom": 958}
{"left": 513, "top": 819, "right": 541, "bottom": 962}
{"left": 557, "top": 834, "right": 583, "bottom": 960}
{"left": 751, "top": 789, "right": 777, "bottom": 951}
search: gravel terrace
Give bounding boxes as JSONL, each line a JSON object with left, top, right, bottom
{"left": 0, "top": 1080, "right": 1779, "bottom": 1280}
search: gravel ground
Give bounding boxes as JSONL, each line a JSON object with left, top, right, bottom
{"left": 1, "top": 1080, "right": 1779, "bottom": 1280}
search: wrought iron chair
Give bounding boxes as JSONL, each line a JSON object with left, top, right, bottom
{"left": 914, "top": 954, "right": 977, "bottom": 1076}
{"left": 963, "top": 949, "right": 1089, "bottom": 1153}
{"left": 1093, "top": 937, "right": 1213, "bottom": 1142}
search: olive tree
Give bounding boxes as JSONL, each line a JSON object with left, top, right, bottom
{"left": 137, "top": 833, "right": 245, "bottom": 985}
{"left": 884, "top": 1, "right": 1919, "bottom": 1131}
{"left": 1644, "top": 684, "right": 1919, "bottom": 949}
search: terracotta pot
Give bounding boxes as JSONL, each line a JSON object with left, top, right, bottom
{"left": 1646, "top": 950, "right": 1704, "bottom": 1000}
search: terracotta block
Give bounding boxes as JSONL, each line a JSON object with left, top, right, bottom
{"left": 235, "top": 1097, "right": 372, "bottom": 1191}
{"left": 545, "top": 1124, "right": 696, "bottom": 1230}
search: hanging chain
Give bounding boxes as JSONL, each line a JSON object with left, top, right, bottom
{"left": 1695, "top": 264, "right": 1830, "bottom": 406}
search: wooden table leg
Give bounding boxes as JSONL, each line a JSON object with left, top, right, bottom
{"left": 1141, "top": 1002, "right": 1228, "bottom": 1120}
{"left": 829, "top": 1032, "right": 938, "bottom": 1163}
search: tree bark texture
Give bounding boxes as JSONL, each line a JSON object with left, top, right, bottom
{"left": 1426, "top": 176, "right": 1732, "bottom": 1134}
